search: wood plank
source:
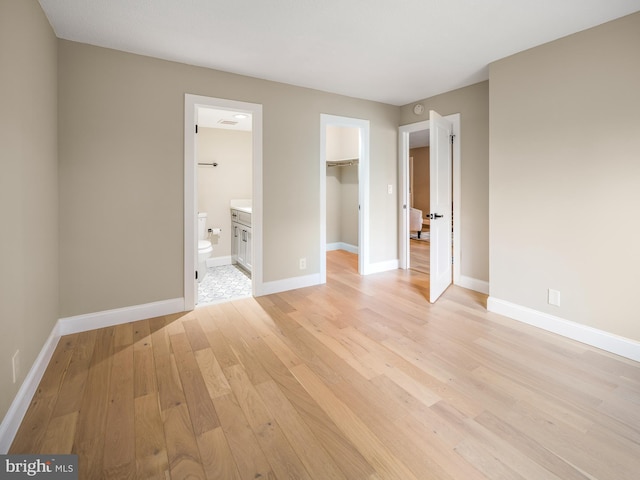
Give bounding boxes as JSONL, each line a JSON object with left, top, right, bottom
{"left": 156, "top": 353, "right": 186, "bottom": 413}
{"left": 73, "top": 327, "right": 115, "bottom": 479}
{"left": 223, "top": 364, "right": 312, "bottom": 480}
{"left": 194, "top": 348, "right": 232, "bottom": 399}
{"left": 51, "top": 329, "right": 98, "bottom": 418}
{"left": 169, "top": 333, "right": 220, "bottom": 435}
{"left": 163, "top": 403, "right": 206, "bottom": 479}
{"left": 10, "top": 335, "right": 78, "bottom": 453}
{"left": 256, "top": 380, "right": 348, "bottom": 480}
{"left": 196, "top": 427, "right": 242, "bottom": 480}
{"left": 103, "top": 324, "right": 135, "bottom": 478}
{"left": 183, "top": 318, "right": 211, "bottom": 352}
{"left": 133, "top": 319, "right": 157, "bottom": 398}
{"left": 40, "top": 412, "right": 78, "bottom": 454}
{"left": 211, "top": 393, "right": 274, "bottom": 480}
{"left": 199, "top": 306, "right": 240, "bottom": 370}
{"left": 291, "top": 363, "right": 420, "bottom": 480}
{"left": 134, "top": 393, "right": 170, "bottom": 480}
{"left": 9, "top": 394, "right": 57, "bottom": 454}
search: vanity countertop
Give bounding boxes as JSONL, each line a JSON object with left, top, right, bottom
{"left": 230, "top": 199, "right": 252, "bottom": 214}
{"left": 233, "top": 206, "right": 252, "bottom": 214}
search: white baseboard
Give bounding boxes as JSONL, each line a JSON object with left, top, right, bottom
{"left": 456, "top": 275, "right": 490, "bottom": 295}
{"left": 487, "top": 297, "right": 640, "bottom": 362}
{"left": 257, "top": 273, "right": 322, "bottom": 296}
{"left": 207, "top": 256, "right": 232, "bottom": 268}
{"left": 327, "top": 242, "right": 358, "bottom": 254}
{"left": 0, "top": 325, "right": 61, "bottom": 453}
{"left": 0, "top": 297, "right": 186, "bottom": 452}
{"left": 58, "top": 298, "right": 184, "bottom": 336}
{"left": 364, "top": 259, "right": 399, "bottom": 275}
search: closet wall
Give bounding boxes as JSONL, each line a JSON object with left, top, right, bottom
{"left": 326, "top": 126, "right": 359, "bottom": 251}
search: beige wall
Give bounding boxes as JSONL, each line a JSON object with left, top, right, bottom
{"left": 0, "top": 0, "right": 58, "bottom": 422}
{"left": 58, "top": 40, "right": 399, "bottom": 317}
{"left": 326, "top": 125, "right": 359, "bottom": 161}
{"left": 410, "top": 147, "right": 430, "bottom": 215}
{"left": 489, "top": 12, "right": 640, "bottom": 341}
{"left": 326, "top": 167, "right": 342, "bottom": 243}
{"left": 340, "top": 165, "right": 359, "bottom": 247}
{"left": 326, "top": 165, "right": 359, "bottom": 246}
{"left": 197, "top": 128, "right": 252, "bottom": 259}
{"left": 400, "top": 81, "right": 490, "bottom": 283}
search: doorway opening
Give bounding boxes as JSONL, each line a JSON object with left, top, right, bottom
{"left": 320, "top": 114, "right": 370, "bottom": 283}
{"left": 408, "top": 129, "right": 431, "bottom": 275}
{"left": 398, "top": 113, "right": 461, "bottom": 301}
{"left": 196, "top": 108, "right": 253, "bottom": 305}
{"left": 184, "top": 94, "right": 263, "bottom": 310}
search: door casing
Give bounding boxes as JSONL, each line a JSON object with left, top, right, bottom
{"left": 184, "top": 94, "right": 263, "bottom": 310}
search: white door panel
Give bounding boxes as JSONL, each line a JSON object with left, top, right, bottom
{"left": 429, "top": 110, "right": 453, "bottom": 302}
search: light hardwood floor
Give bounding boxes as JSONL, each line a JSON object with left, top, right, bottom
{"left": 410, "top": 237, "right": 429, "bottom": 274}
{"left": 11, "top": 250, "right": 640, "bottom": 479}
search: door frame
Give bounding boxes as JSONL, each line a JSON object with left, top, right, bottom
{"left": 184, "top": 94, "right": 263, "bottom": 310}
{"left": 398, "top": 114, "right": 461, "bottom": 284}
{"left": 320, "top": 114, "right": 370, "bottom": 282}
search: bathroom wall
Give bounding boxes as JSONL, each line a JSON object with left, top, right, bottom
{"left": 197, "top": 127, "right": 252, "bottom": 261}
{"left": 0, "top": 0, "right": 58, "bottom": 424}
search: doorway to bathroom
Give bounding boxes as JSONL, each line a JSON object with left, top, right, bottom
{"left": 196, "top": 108, "right": 253, "bottom": 305}
{"left": 184, "top": 94, "right": 263, "bottom": 310}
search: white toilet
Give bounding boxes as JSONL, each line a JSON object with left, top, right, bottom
{"left": 198, "top": 212, "right": 213, "bottom": 282}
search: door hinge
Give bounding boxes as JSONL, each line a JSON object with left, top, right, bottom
{"left": 450, "top": 134, "right": 455, "bottom": 143}
{"left": 195, "top": 270, "right": 198, "bottom": 280}
{"left": 195, "top": 124, "right": 198, "bottom": 134}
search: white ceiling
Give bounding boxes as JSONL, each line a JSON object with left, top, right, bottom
{"left": 39, "top": 0, "right": 640, "bottom": 106}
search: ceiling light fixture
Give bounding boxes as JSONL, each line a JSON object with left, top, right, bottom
{"left": 234, "top": 114, "right": 248, "bottom": 119}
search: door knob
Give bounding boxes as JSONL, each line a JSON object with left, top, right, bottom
{"left": 430, "top": 213, "right": 444, "bottom": 219}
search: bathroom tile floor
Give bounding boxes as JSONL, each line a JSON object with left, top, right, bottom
{"left": 197, "top": 264, "right": 252, "bottom": 305}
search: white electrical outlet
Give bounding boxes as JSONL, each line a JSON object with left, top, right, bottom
{"left": 387, "top": 184, "right": 393, "bottom": 194}
{"left": 12, "top": 350, "right": 20, "bottom": 383}
{"left": 299, "top": 258, "right": 307, "bottom": 270}
{"left": 548, "top": 289, "right": 561, "bottom": 307}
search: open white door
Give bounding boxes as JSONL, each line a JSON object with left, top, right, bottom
{"left": 429, "top": 110, "right": 453, "bottom": 302}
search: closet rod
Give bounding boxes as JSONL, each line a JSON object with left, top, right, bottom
{"left": 198, "top": 162, "right": 218, "bottom": 167}
{"left": 327, "top": 159, "right": 359, "bottom": 167}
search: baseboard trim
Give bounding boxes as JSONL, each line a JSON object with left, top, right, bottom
{"left": 326, "top": 242, "right": 358, "bottom": 254}
{"left": 207, "top": 256, "right": 232, "bottom": 267}
{"left": 58, "top": 298, "right": 185, "bottom": 336}
{"left": 0, "top": 324, "right": 61, "bottom": 453}
{"left": 457, "top": 275, "right": 490, "bottom": 295}
{"left": 364, "top": 259, "right": 399, "bottom": 275}
{"left": 257, "top": 273, "right": 322, "bottom": 296}
{"left": 487, "top": 297, "right": 640, "bottom": 362}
